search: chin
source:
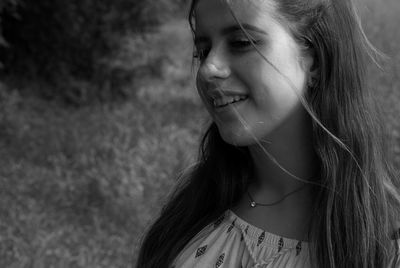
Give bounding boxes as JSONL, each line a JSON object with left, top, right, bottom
{"left": 218, "top": 126, "right": 267, "bottom": 147}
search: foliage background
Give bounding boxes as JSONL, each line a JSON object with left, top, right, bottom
{"left": 0, "top": 0, "right": 399, "bottom": 267}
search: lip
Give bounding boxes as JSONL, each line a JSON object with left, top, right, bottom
{"left": 213, "top": 97, "right": 248, "bottom": 114}
{"left": 206, "top": 89, "right": 248, "bottom": 100}
{"left": 203, "top": 88, "right": 249, "bottom": 117}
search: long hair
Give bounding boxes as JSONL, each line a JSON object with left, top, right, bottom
{"left": 272, "top": 0, "right": 400, "bottom": 267}
{"left": 136, "top": 0, "right": 400, "bottom": 267}
{"left": 136, "top": 123, "right": 254, "bottom": 267}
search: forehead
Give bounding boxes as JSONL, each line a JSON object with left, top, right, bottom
{"left": 194, "top": 0, "right": 278, "bottom": 33}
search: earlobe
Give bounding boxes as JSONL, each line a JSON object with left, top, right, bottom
{"left": 307, "top": 70, "right": 318, "bottom": 90}
{"left": 302, "top": 50, "right": 319, "bottom": 89}
{"left": 301, "top": 48, "right": 317, "bottom": 72}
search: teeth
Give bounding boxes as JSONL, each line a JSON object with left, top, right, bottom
{"left": 213, "top": 96, "right": 247, "bottom": 107}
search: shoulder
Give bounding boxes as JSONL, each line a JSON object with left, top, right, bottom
{"left": 172, "top": 211, "right": 233, "bottom": 267}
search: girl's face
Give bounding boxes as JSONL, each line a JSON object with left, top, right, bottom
{"left": 194, "top": 0, "right": 313, "bottom": 146}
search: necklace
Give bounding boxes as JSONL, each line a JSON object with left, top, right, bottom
{"left": 247, "top": 184, "right": 309, "bottom": 208}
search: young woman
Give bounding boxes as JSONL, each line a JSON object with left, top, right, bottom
{"left": 137, "top": 0, "right": 400, "bottom": 267}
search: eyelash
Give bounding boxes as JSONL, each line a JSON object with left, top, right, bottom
{"left": 193, "top": 39, "right": 259, "bottom": 61}
{"left": 193, "top": 49, "right": 209, "bottom": 61}
{"left": 230, "top": 39, "right": 254, "bottom": 49}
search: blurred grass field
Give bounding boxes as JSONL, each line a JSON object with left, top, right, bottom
{"left": 0, "top": 0, "right": 399, "bottom": 267}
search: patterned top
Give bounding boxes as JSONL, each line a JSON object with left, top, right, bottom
{"left": 172, "top": 210, "right": 400, "bottom": 268}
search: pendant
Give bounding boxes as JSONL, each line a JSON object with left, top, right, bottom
{"left": 250, "top": 201, "right": 256, "bottom": 208}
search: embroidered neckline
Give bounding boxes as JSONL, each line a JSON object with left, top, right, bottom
{"left": 227, "top": 209, "right": 309, "bottom": 248}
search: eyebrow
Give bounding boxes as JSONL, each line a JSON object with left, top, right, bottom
{"left": 194, "top": 23, "right": 267, "bottom": 44}
{"left": 222, "top": 24, "right": 267, "bottom": 35}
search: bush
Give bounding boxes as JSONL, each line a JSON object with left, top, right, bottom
{"left": 0, "top": 0, "right": 186, "bottom": 103}
{"left": 0, "top": 0, "right": 20, "bottom": 66}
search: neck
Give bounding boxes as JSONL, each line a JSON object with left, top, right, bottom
{"left": 248, "top": 105, "right": 319, "bottom": 199}
{"left": 230, "top": 106, "right": 319, "bottom": 240}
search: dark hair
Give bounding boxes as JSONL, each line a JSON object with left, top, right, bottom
{"left": 271, "top": 0, "right": 400, "bottom": 267}
{"left": 137, "top": 0, "right": 400, "bottom": 267}
{"left": 136, "top": 123, "right": 254, "bottom": 266}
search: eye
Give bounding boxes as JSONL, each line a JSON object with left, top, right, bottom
{"left": 228, "top": 37, "right": 260, "bottom": 52}
{"left": 230, "top": 39, "right": 252, "bottom": 49}
{"left": 193, "top": 46, "right": 210, "bottom": 61}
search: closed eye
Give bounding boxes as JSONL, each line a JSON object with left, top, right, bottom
{"left": 193, "top": 46, "right": 210, "bottom": 61}
{"left": 230, "top": 40, "right": 252, "bottom": 49}
{"left": 192, "top": 37, "right": 261, "bottom": 62}
{"left": 229, "top": 38, "right": 261, "bottom": 51}
{"left": 193, "top": 36, "right": 211, "bottom": 61}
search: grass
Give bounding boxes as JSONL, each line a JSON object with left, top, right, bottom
{"left": 0, "top": 18, "right": 204, "bottom": 267}
{"left": 0, "top": 0, "right": 400, "bottom": 267}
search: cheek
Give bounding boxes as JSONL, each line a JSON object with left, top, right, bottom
{"left": 196, "top": 74, "right": 207, "bottom": 102}
{"left": 196, "top": 75, "right": 215, "bottom": 115}
{"left": 268, "top": 46, "right": 307, "bottom": 94}
{"left": 251, "top": 56, "right": 305, "bottom": 104}
{"left": 236, "top": 58, "right": 305, "bottom": 131}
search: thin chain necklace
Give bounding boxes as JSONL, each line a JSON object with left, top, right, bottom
{"left": 247, "top": 184, "right": 309, "bottom": 208}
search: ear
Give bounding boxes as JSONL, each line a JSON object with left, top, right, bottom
{"left": 300, "top": 48, "right": 318, "bottom": 87}
{"left": 300, "top": 47, "right": 317, "bottom": 70}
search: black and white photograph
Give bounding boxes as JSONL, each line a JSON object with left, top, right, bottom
{"left": 1, "top": 0, "right": 400, "bottom": 267}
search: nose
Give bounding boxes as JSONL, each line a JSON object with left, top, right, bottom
{"left": 198, "top": 48, "right": 231, "bottom": 82}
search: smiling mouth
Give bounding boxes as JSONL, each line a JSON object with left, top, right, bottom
{"left": 213, "top": 95, "right": 248, "bottom": 108}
